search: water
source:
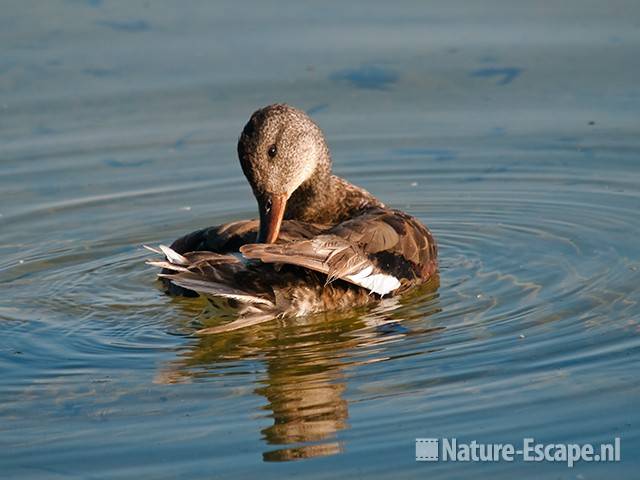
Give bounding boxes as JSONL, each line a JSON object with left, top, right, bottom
{"left": 1, "top": 1, "right": 639, "bottom": 478}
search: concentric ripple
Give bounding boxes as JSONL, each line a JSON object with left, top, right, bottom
{"left": 2, "top": 128, "right": 638, "bottom": 476}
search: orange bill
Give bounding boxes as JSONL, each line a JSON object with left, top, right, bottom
{"left": 257, "top": 193, "right": 288, "bottom": 244}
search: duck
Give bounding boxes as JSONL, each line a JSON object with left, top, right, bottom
{"left": 146, "top": 104, "right": 437, "bottom": 333}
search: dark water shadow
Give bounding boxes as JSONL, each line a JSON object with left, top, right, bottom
{"left": 470, "top": 67, "right": 523, "bottom": 85}
{"left": 330, "top": 65, "right": 399, "bottom": 90}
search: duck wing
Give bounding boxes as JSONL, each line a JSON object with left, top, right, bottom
{"left": 160, "top": 219, "right": 326, "bottom": 297}
{"left": 240, "top": 208, "right": 437, "bottom": 296}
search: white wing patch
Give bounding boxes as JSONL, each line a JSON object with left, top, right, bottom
{"left": 345, "top": 266, "right": 400, "bottom": 296}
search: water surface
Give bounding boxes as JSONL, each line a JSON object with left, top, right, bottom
{"left": 1, "top": 1, "right": 639, "bottom": 478}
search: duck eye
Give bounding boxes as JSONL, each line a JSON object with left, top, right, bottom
{"left": 267, "top": 145, "right": 277, "bottom": 158}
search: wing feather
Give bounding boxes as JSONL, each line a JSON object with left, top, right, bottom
{"left": 241, "top": 235, "right": 401, "bottom": 295}
{"left": 159, "top": 273, "right": 274, "bottom": 306}
{"left": 240, "top": 209, "right": 436, "bottom": 295}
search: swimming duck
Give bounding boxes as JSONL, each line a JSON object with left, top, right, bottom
{"left": 147, "top": 104, "right": 437, "bottom": 332}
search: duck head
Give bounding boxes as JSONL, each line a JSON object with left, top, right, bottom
{"left": 237, "top": 104, "right": 331, "bottom": 243}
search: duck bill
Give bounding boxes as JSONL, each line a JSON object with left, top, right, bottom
{"left": 257, "top": 193, "right": 288, "bottom": 244}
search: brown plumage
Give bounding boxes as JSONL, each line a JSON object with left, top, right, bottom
{"left": 146, "top": 104, "right": 437, "bottom": 333}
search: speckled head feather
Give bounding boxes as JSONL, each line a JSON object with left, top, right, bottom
{"left": 237, "top": 104, "right": 332, "bottom": 201}
{"left": 237, "top": 104, "right": 382, "bottom": 230}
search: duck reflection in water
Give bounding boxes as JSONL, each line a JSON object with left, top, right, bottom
{"left": 156, "top": 281, "right": 441, "bottom": 462}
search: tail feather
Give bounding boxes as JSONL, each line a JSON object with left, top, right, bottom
{"left": 146, "top": 260, "right": 190, "bottom": 272}
{"left": 143, "top": 244, "right": 163, "bottom": 255}
{"left": 158, "top": 245, "right": 189, "bottom": 265}
{"left": 144, "top": 244, "right": 275, "bottom": 310}
{"left": 159, "top": 273, "right": 274, "bottom": 307}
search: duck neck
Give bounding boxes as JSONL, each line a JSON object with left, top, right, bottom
{"left": 285, "top": 161, "right": 383, "bottom": 224}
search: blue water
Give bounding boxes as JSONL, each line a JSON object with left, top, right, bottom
{"left": 1, "top": 1, "right": 639, "bottom": 478}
